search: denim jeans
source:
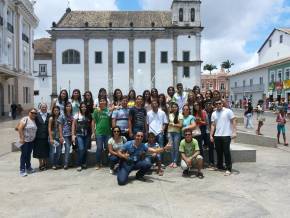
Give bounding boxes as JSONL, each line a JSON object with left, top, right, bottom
{"left": 214, "top": 136, "right": 232, "bottom": 171}
{"left": 156, "top": 133, "right": 164, "bottom": 147}
{"left": 49, "top": 140, "right": 62, "bottom": 166}
{"left": 77, "top": 135, "right": 89, "bottom": 167}
{"left": 20, "top": 142, "right": 33, "bottom": 171}
{"left": 109, "top": 155, "right": 119, "bottom": 170}
{"left": 206, "top": 133, "right": 215, "bottom": 165}
{"left": 168, "top": 132, "right": 181, "bottom": 163}
{"left": 96, "top": 135, "right": 109, "bottom": 165}
{"left": 63, "top": 136, "right": 72, "bottom": 166}
{"left": 117, "top": 160, "right": 152, "bottom": 185}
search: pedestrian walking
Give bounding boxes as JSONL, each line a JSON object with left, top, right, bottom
{"left": 276, "top": 109, "right": 288, "bottom": 146}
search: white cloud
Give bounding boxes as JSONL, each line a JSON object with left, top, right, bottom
{"left": 139, "top": 0, "right": 288, "bottom": 72}
{"left": 34, "top": 0, "right": 118, "bottom": 39}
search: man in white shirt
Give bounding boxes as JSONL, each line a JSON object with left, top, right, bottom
{"left": 210, "top": 99, "right": 237, "bottom": 176}
{"left": 147, "top": 100, "right": 168, "bottom": 147}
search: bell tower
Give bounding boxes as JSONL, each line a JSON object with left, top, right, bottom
{"left": 171, "top": 0, "right": 201, "bottom": 27}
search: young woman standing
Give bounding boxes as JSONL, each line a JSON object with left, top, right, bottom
{"left": 72, "top": 102, "right": 91, "bottom": 171}
{"left": 167, "top": 102, "right": 183, "bottom": 168}
{"left": 70, "top": 89, "right": 82, "bottom": 117}
{"left": 48, "top": 106, "right": 61, "bottom": 170}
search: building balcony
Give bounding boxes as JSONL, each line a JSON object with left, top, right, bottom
{"left": 231, "top": 84, "right": 265, "bottom": 93}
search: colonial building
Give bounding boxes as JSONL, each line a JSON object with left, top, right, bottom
{"left": 230, "top": 28, "right": 290, "bottom": 106}
{"left": 201, "top": 69, "right": 229, "bottom": 98}
{"left": 0, "top": 0, "right": 38, "bottom": 116}
{"left": 33, "top": 37, "right": 52, "bottom": 108}
{"left": 48, "top": 0, "right": 203, "bottom": 98}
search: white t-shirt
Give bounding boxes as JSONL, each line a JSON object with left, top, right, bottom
{"left": 211, "top": 108, "right": 235, "bottom": 137}
{"left": 21, "top": 117, "right": 37, "bottom": 142}
{"left": 147, "top": 109, "right": 168, "bottom": 135}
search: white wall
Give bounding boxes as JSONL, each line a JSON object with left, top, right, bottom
{"left": 33, "top": 60, "right": 52, "bottom": 108}
{"left": 176, "top": 35, "right": 200, "bottom": 90}
{"left": 259, "top": 30, "right": 290, "bottom": 64}
{"left": 56, "top": 39, "right": 84, "bottom": 95}
{"left": 155, "top": 39, "right": 173, "bottom": 94}
{"left": 229, "top": 68, "right": 268, "bottom": 106}
{"left": 133, "top": 39, "right": 151, "bottom": 95}
{"left": 177, "top": 35, "right": 197, "bottom": 61}
{"left": 89, "top": 39, "right": 108, "bottom": 97}
{"left": 113, "top": 39, "right": 129, "bottom": 94}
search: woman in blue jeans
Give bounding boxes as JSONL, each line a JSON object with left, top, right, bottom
{"left": 167, "top": 102, "right": 183, "bottom": 168}
{"left": 92, "top": 98, "right": 111, "bottom": 170}
{"left": 48, "top": 106, "right": 61, "bottom": 170}
{"left": 58, "top": 102, "right": 73, "bottom": 169}
{"left": 108, "top": 126, "right": 127, "bottom": 174}
{"left": 72, "top": 102, "right": 90, "bottom": 171}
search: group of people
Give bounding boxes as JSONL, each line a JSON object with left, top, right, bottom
{"left": 17, "top": 83, "right": 237, "bottom": 185}
{"left": 244, "top": 100, "right": 288, "bottom": 146}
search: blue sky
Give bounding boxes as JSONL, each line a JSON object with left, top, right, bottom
{"left": 117, "top": 0, "right": 141, "bottom": 10}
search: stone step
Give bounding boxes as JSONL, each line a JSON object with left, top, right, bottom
{"left": 12, "top": 142, "right": 256, "bottom": 167}
{"left": 236, "top": 131, "right": 277, "bottom": 148}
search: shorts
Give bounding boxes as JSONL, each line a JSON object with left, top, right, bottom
{"left": 277, "top": 125, "right": 286, "bottom": 134}
{"left": 180, "top": 155, "right": 203, "bottom": 170}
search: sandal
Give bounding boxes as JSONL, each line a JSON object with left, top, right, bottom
{"left": 158, "top": 169, "right": 164, "bottom": 176}
{"left": 284, "top": 143, "right": 289, "bottom": 146}
{"left": 172, "top": 163, "right": 177, "bottom": 168}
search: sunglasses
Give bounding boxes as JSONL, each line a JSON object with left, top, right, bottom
{"left": 30, "top": 112, "right": 37, "bottom": 114}
{"left": 113, "top": 130, "right": 120, "bottom": 133}
{"left": 216, "top": 102, "right": 222, "bottom": 105}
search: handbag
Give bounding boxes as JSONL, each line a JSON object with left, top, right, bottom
{"left": 192, "top": 126, "right": 201, "bottom": 137}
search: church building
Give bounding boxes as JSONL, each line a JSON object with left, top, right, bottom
{"left": 48, "top": 0, "right": 203, "bottom": 97}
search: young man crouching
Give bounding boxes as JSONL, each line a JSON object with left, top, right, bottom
{"left": 179, "top": 129, "right": 204, "bottom": 178}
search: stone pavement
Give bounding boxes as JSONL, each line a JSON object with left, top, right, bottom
{"left": 1, "top": 114, "right": 290, "bottom": 218}
{"left": 1, "top": 145, "right": 290, "bottom": 218}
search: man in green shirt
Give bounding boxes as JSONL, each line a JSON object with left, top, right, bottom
{"left": 179, "top": 129, "right": 204, "bottom": 178}
{"left": 92, "top": 98, "right": 111, "bottom": 169}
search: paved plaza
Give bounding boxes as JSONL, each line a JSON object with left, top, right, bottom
{"left": 0, "top": 113, "right": 290, "bottom": 218}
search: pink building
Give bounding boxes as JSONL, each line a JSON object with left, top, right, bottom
{"left": 201, "top": 69, "right": 230, "bottom": 98}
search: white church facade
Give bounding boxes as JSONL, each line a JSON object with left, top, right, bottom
{"left": 46, "top": 0, "right": 203, "bottom": 98}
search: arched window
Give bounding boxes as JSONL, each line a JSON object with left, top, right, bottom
{"left": 191, "top": 8, "right": 195, "bottom": 22}
{"left": 62, "top": 49, "right": 80, "bottom": 64}
{"left": 179, "top": 8, "right": 183, "bottom": 22}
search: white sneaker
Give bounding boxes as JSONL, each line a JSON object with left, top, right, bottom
{"left": 77, "top": 167, "right": 82, "bottom": 172}
{"left": 20, "top": 171, "right": 27, "bottom": 177}
{"left": 109, "top": 169, "right": 113, "bottom": 174}
{"left": 224, "top": 170, "right": 231, "bottom": 176}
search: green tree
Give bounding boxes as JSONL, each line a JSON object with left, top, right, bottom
{"left": 221, "top": 60, "right": 234, "bottom": 72}
{"left": 203, "top": 64, "right": 217, "bottom": 75}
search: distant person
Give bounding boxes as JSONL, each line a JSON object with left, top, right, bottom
{"left": 10, "top": 102, "right": 17, "bottom": 120}
{"left": 179, "top": 129, "right": 204, "bottom": 178}
{"left": 276, "top": 109, "right": 288, "bottom": 146}
{"left": 244, "top": 102, "right": 253, "bottom": 129}
{"left": 17, "top": 108, "right": 38, "bottom": 177}
{"left": 112, "top": 96, "right": 129, "bottom": 138}
{"left": 210, "top": 99, "right": 237, "bottom": 176}
{"left": 256, "top": 101, "right": 265, "bottom": 135}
